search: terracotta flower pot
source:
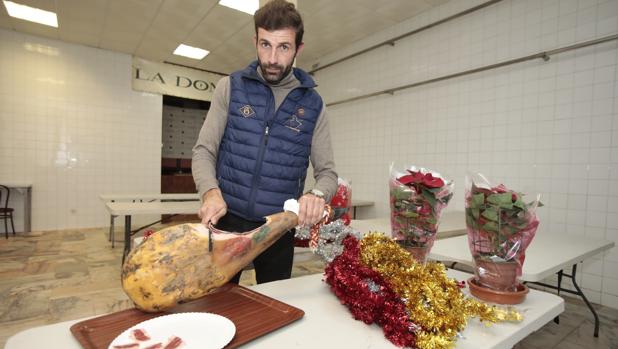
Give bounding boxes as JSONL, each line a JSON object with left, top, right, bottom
{"left": 474, "top": 258, "right": 519, "bottom": 291}
{"left": 467, "top": 277, "right": 528, "bottom": 304}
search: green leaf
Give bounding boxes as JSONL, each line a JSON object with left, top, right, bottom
{"left": 391, "top": 188, "right": 411, "bottom": 201}
{"left": 481, "top": 206, "right": 499, "bottom": 222}
{"left": 487, "top": 192, "right": 511, "bottom": 205}
{"left": 471, "top": 193, "right": 485, "bottom": 208}
{"left": 512, "top": 200, "right": 523, "bottom": 209}
{"left": 487, "top": 193, "right": 513, "bottom": 209}
{"left": 400, "top": 211, "right": 419, "bottom": 218}
{"left": 482, "top": 221, "right": 499, "bottom": 233}
{"left": 471, "top": 208, "right": 480, "bottom": 219}
{"left": 421, "top": 188, "right": 437, "bottom": 207}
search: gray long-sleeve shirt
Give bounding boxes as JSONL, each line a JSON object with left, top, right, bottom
{"left": 192, "top": 67, "right": 338, "bottom": 203}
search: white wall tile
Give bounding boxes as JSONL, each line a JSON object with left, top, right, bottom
{"left": 603, "top": 276, "right": 618, "bottom": 296}
{"left": 314, "top": 0, "right": 618, "bottom": 308}
{"left": 601, "top": 293, "right": 618, "bottom": 309}
{"left": 0, "top": 29, "right": 162, "bottom": 231}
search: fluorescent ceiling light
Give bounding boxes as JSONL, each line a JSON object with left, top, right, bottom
{"left": 3, "top": 1, "right": 58, "bottom": 27}
{"left": 219, "top": 0, "right": 259, "bottom": 15}
{"left": 173, "top": 44, "right": 210, "bottom": 60}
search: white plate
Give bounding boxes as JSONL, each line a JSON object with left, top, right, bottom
{"left": 108, "top": 312, "right": 236, "bottom": 349}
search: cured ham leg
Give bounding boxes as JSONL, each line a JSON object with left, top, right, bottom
{"left": 121, "top": 211, "right": 298, "bottom": 312}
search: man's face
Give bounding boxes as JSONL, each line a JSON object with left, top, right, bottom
{"left": 254, "top": 27, "right": 304, "bottom": 84}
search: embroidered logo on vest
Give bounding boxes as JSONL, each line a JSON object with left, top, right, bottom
{"left": 284, "top": 115, "right": 302, "bottom": 133}
{"left": 239, "top": 105, "right": 255, "bottom": 118}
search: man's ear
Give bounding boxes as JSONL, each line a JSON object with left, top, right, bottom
{"left": 253, "top": 34, "right": 257, "bottom": 47}
{"left": 296, "top": 42, "right": 304, "bottom": 56}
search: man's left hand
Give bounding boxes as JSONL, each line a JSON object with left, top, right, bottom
{"left": 298, "top": 193, "right": 325, "bottom": 227}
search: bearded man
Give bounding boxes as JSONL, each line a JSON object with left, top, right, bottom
{"left": 192, "top": 0, "right": 337, "bottom": 284}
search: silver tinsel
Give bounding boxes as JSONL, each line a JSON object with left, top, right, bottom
{"left": 364, "top": 278, "right": 382, "bottom": 294}
{"left": 294, "top": 219, "right": 360, "bottom": 263}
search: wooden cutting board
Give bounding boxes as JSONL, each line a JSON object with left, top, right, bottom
{"left": 70, "top": 283, "right": 304, "bottom": 348}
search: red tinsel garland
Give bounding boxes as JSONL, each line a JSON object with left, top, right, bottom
{"left": 324, "top": 236, "right": 416, "bottom": 348}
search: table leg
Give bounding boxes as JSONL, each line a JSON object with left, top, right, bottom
{"left": 569, "top": 264, "right": 600, "bottom": 337}
{"left": 554, "top": 270, "right": 564, "bottom": 324}
{"left": 24, "top": 187, "right": 31, "bottom": 233}
{"left": 109, "top": 215, "right": 116, "bottom": 248}
{"left": 122, "top": 216, "right": 132, "bottom": 265}
{"left": 530, "top": 264, "right": 600, "bottom": 337}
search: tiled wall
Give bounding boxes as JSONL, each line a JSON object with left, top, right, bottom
{"left": 0, "top": 29, "right": 162, "bottom": 231}
{"left": 312, "top": 0, "right": 618, "bottom": 308}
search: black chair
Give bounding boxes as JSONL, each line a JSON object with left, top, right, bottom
{"left": 0, "top": 185, "right": 15, "bottom": 238}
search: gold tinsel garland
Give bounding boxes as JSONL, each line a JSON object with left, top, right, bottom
{"left": 359, "top": 233, "right": 522, "bottom": 349}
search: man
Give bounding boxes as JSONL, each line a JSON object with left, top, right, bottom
{"left": 192, "top": 0, "right": 337, "bottom": 284}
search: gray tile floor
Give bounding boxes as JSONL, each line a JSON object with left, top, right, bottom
{"left": 0, "top": 225, "right": 616, "bottom": 348}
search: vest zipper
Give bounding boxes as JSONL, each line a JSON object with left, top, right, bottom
{"left": 248, "top": 92, "right": 276, "bottom": 217}
{"left": 246, "top": 85, "right": 301, "bottom": 218}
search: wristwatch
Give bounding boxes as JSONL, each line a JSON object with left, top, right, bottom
{"left": 307, "top": 188, "right": 325, "bottom": 199}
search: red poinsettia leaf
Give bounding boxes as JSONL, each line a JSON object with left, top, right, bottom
{"left": 397, "top": 174, "right": 416, "bottom": 185}
{"left": 412, "top": 172, "right": 425, "bottom": 181}
{"left": 405, "top": 170, "right": 425, "bottom": 181}
{"left": 423, "top": 176, "right": 444, "bottom": 188}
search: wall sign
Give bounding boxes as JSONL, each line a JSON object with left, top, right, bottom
{"left": 132, "top": 57, "right": 224, "bottom": 101}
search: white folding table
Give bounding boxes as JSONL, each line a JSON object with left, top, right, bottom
{"left": 99, "top": 193, "right": 200, "bottom": 247}
{"left": 105, "top": 201, "right": 201, "bottom": 263}
{"left": 349, "top": 199, "right": 374, "bottom": 218}
{"left": 104, "top": 195, "right": 374, "bottom": 255}
{"left": 5, "top": 270, "right": 564, "bottom": 349}
{"left": 429, "top": 233, "right": 615, "bottom": 337}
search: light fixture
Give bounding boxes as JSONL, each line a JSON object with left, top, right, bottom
{"left": 173, "top": 44, "right": 210, "bottom": 60}
{"left": 3, "top": 1, "right": 58, "bottom": 27}
{"left": 219, "top": 0, "right": 259, "bottom": 15}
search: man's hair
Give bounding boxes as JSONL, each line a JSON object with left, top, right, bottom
{"left": 254, "top": 0, "right": 304, "bottom": 48}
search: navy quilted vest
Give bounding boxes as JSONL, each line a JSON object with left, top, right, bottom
{"left": 217, "top": 61, "right": 323, "bottom": 221}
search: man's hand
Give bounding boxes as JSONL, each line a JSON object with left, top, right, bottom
{"left": 298, "top": 193, "right": 326, "bottom": 227}
{"left": 198, "top": 188, "right": 227, "bottom": 225}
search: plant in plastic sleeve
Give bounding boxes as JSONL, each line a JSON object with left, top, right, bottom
{"left": 389, "top": 164, "right": 454, "bottom": 261}
{"left": 295, "top": 177, "right": 352, "bottom": 247}
{"left": 330, "top": 177, "right": 352, "bottom": 225}
{"left": 465, "top": 173, "right": 541, "bottom": 291}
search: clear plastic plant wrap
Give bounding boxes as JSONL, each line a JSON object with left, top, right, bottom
{"left": 465, "top": 173, "right": 541, "bottom": 293}
{"left": 330, "top": 177, "right": 352, "bottom": 225}
{"left": 389, "top": 164, "right": 454, "bottom": 263}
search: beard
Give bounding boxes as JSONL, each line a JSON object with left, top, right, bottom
{"left": 258, "top": 56, "right": 295, "bottom": 84}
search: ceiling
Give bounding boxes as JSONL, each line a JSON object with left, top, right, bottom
{"left": 0, "top": 0, "right": 447, "bottom": 75}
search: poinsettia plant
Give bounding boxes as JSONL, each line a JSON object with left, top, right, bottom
{"left": 295, "top": 177, "right": 352, "bottom": 248}
{"left": 389, "top": 165, "right": 454, "bottom": 249}
{"left": 465, "top": 174, "right": 541, "bottom": 277}
{"left": 330, "top": 177, "right": 352, "bottom": 225}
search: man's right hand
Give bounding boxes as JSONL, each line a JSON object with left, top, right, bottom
{"left": 198, "top": 188, "right": 227, "bottom": 225}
